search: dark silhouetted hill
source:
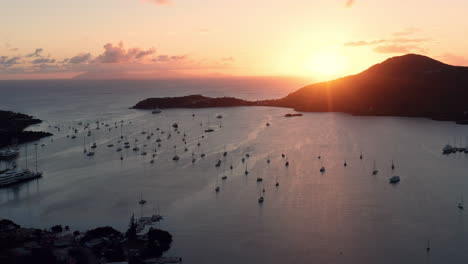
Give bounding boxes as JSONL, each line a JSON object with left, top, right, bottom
{"left": 275, "top": 54, "right": 468, "bottom": 121}
{"left": 133, "top": 54, "right": 468, "bottom": 122}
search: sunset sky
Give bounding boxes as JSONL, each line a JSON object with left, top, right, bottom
{"left": 1, "top": 0, "right": 468, "bottom": 80}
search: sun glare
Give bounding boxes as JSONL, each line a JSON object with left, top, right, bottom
{"left": 305, "top": 50, "right": 347, "bottom": 78}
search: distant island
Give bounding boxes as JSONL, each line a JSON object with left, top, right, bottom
{"left": 132, "top": 54, "right": 468, "bottom": 123}
{"left": 0, "top": 110, "right": 52, "bottom": 148}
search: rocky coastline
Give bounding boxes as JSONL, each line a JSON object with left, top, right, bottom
{"left": 0, "top": 110, "right": 52, "bottom": 148}
{"left": 0, "top": 216, "right": 180, "bottom": 264}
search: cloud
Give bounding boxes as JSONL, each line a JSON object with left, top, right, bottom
{"left": 373, "top": 44, "right": 424, "bottom": 54}
{"left": 31, "top": 58, "right": 56, "bottom": 64}
{"left": 153, "top": 54, "right": 186, "bottom": 62}
{"left": 221, "top": 57, "right": 234, "bottom": 62}
{"left": 0, "top": 56, "right": 21, "bottom": 67}
{"left": 198, "top": 28, "right": 211, "bottom": 34}
{"left": 145, "top": 0, "right": 171, "bottom": 5}
{"left": 5, "top": 43, "right": 19, "bottom": 52}
{"left": 94, "top": 42, "right": 156, "bottom": 63}
{"left": 345, "top": 0, "right": 354, "bottom": 8}
{"left": 344, "top": 39, "right": 386, "bottom": 47}
{"left": 391, "top": 38, "right": 429, "bottom": 43}
{"left": 68, "top": 53, "right": 93, "bottom": 64}
{"left": 439, "top": 53, "right": 468, "bottom": 66}
{"left": 0, "top": 41, "right": 234, "bottom": 79}
{"left": 26, "top": 48, "right": 43, "bottom": 58}
{"left": 170, "top": 55, "right": 186, "bottom": 60}
{"left": 345, "top": 38, "right": 429, "bottom": 47}
{"left": 392, "top": 27, "right": 419, "bottom": 36}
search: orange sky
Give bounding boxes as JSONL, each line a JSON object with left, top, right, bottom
{"left": 1, "top": 0, "right": 467, "bottom": 80}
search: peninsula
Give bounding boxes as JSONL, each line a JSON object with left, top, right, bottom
{"left": 132, "top": 54, "right": 468, "bottom": 123}
{"left": 0, "top": 110, "right": 52, "bottom": 148}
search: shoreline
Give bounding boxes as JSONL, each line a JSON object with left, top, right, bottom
{"left": 0, "top": 110, "right": 52, "bottom": 148}
{"left": 0, "top": 217, "right": 181, "bottom": 264}
{"left": 131, "top": 94, "right": 468, "bottom": 125}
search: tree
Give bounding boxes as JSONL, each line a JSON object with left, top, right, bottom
{"left": 126, "top": 213, "right": 137, "bottom": 242}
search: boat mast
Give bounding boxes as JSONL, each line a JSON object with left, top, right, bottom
{"left": 35, "top": 144, "right": 38, "bottom": 173}
{"left": 25, "top": 144, "right": 28, "bottom": 169}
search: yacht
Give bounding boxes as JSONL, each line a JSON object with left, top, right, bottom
{"left": 258, "top": 197, "right": 264, "bottom": 203}
{"left": 0, "top": 148, "right": 19, "bottom": 160}
{"left": 0, "top": 169, "right": 42, "bottom": 187}
{"left": 205, "top": 128, "right": 214, "bottom": 133}
{"left": 215, "top": 186, "right": 220, "bottom": 193}
{"left": 320, "top": 167, "right": 325, "bottom": 173}
{"left": 256, "top": 177, "right": 263, "bottom": 182}
{"left": 152, "top": 109, "right": 162, "bottom": 114}
{"left": 222, "top": 175, "right": 227, "bottom": 180}
{"left": 172, "top": 155, "right": 180, "bottom": 161}
{"left": 86, "top": 151, "right": 95, "bottom": 157}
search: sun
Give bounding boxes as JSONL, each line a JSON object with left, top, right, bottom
{"left": 304, "top": 50, "right": 347, "bottom": 78}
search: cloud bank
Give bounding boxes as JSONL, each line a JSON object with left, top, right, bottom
{"left": 0, "top": 42, "right": 234, "bottom": 79}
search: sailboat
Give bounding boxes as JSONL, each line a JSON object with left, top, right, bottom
{"left": 360, "top": 151, "right": 363, "bottom": 160}
{"left": 389, "top": 175, "right": 400, "bottom": 184}
{"left": 172, "top": 145, "right": 180, "bottom": 161}
{"left": 83, "top": 134, "right": 87, "bottom": 154}
{"left": 320, "top": 160, "right": 325, "bottom": 173}
{"left": 139, "top": 193, "right": 147, "bottom": 205}
{"left": 205, "top": 116, "right": 214, "bottom": 133}
{"left": 391, "top": 160, "right": 395, "bottom": 170}
{"left": 244, "top": 161, "right": 249, "bottom": 175}
{"left": 258, "top": 185, "right": 264, "bottom": 203}
{"left": 344, "top": 160, "right": 347, "bottom": 167}
{"left": 372, "top": 160, "right": 378, "bottom": 175}
{"left": 458, "top": 194, "right": 464, "bottom": 210}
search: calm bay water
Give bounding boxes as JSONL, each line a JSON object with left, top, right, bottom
{"left": 1, "top": 78, "right": 468, "bottom": 263}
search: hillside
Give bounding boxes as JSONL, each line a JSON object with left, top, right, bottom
{"left": 275, "top": 54, "right": 468, "bottom": 120}
{"left": 132, "top": 54, "right": 468, "bottom": 123}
